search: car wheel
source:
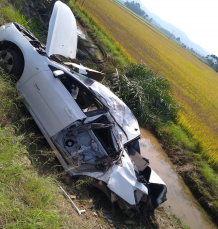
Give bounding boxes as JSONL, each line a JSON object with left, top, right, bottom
{"left": 0, "top": 49, "right": 24, "bottom": 80}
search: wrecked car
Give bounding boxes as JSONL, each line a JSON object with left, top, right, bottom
{"left": 0, "top": 1, "right": 167, "bottom": 216}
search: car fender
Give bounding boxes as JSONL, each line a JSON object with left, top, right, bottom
{"left": 0, "top": 23, "right": 49, "bottom": 87}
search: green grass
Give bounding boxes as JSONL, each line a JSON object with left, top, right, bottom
{"left": 0, "top": 129, "right": 65, "bottom": 229}
{"left": 158, "top": 124, "right": 200, "bottom": 152}
{"left": 0, "top": 71, "right": 69, "bottom": 228}
{"left": 0, "top": 0, "right": 47, "bottom": 42}
{"left": 0, "top": 0, "right": 29, "bottom": 26}
{"left": 199, "top": 164, "right": 218, "bottom": 187}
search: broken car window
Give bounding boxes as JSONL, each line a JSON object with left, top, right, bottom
{"left": 59, "top": 73, "right": 99, "bottom": 113}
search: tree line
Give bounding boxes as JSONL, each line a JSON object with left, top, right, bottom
{"left": 124, "top": 1, "right": 148, "bottom": 18}
{"left": 206, "top": 54, "right": 218, "bottom": 73}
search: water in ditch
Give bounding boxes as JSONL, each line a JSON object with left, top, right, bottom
{"left": 139, "top": 128, "right": 216, "bottom": 229}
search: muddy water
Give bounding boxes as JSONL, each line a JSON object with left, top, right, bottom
{"left": 140, "top": 128, "right": 216, "bottom": 229}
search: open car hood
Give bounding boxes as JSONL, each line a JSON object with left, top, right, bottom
{"left": 46, "top": 1, "right": 77, "bottom": 58}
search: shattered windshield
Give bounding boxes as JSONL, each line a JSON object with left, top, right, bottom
{"left": 70, "top": 70, "right": 94, "bottom": 86}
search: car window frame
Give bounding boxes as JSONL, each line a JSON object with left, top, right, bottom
{"left": 48, "top": 65, "right": 108, "bottom": 117}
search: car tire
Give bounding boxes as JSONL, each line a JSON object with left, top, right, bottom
{"left": 0, "top": 48, "right": 24, "bottom": 80}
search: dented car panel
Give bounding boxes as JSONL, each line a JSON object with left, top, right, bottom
{"left": 0, "top": 1, "right": 167, "bottom": 215}
{"left": 107, "top": 150, "right": 148, "bottom": 206}
{"left": 90, "top": 81, "right": 141, "bottom": 145}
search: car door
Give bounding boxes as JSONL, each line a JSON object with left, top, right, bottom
{"left": 19, "top": 70, "right": 86, "bottom": 137}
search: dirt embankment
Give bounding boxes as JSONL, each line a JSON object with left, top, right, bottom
{"left": 165, "top": 148, "right": 217, "bottom": 224}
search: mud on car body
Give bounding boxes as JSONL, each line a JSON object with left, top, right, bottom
{"left": 0, "top": 1, "right": 167, "bottom": 216}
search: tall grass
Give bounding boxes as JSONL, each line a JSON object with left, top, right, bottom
{"left": 0, "top": 127, "right": 68, "bottom": 229}
{"left": 0, "top": 0, "right": 29, "bottom": 27}
{"left": 0, "top": 0, "right": 47, "bottom": 43}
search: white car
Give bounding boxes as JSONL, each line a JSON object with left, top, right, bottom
{"left": 0, "top": 1, "right": 166, "bottom": 215}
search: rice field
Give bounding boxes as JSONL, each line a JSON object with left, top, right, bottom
{"left": 79, "top": 0, "right": 218, "bottom": 168}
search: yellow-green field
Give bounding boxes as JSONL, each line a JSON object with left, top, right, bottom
{"left": 80, "top": 0, "right": 218, "bottom": 167}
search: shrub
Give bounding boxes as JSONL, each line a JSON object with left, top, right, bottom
{"left": 109, "top": 63, "right": 179, "bottom": 127}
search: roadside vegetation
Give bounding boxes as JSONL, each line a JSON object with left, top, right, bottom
{"left": 0, "top": 126, "right": 67, "bottom": 228}
{"left": 107, "top": 63, "right": 179, "bottom": 127}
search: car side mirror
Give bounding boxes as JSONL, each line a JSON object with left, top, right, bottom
{"left": 53, "top": 70, "right": 65, "bottom": 78}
